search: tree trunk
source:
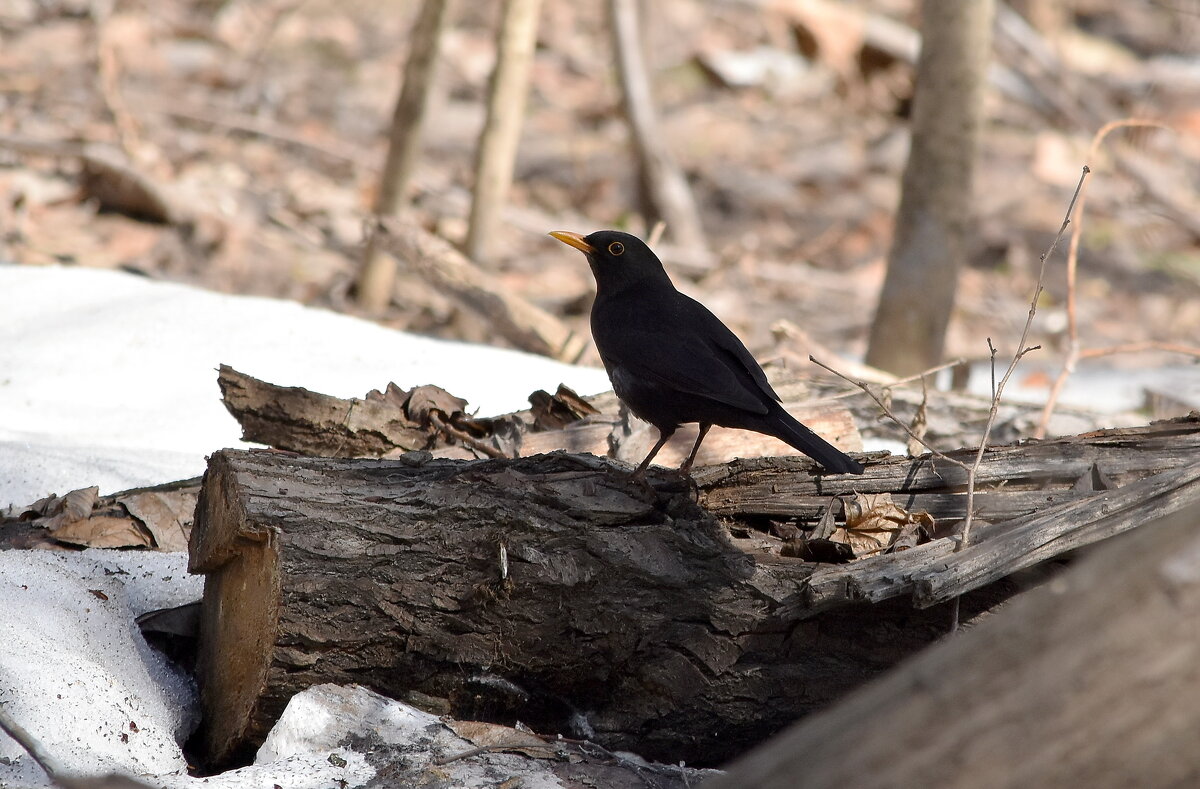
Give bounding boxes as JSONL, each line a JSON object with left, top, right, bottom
{"left": 608, "top": 0, "right": 711, "bottom": 263}
{"left": 703, "top": 500, "right": 1200, "bottom": 789}
{"left": 357, "top": 0, "right": 451, "bottom": 312}
{"left": 464, "top": 0, "right": 542, "bottom": 263}
{"left": 865, "top": 0, "right": 994, "bottom": 375}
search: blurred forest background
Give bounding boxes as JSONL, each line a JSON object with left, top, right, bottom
{"left": 2, "top": 0, "right": 1198, "bottom": 398}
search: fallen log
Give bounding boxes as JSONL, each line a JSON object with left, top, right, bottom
{"left": 188, "top": 449, "right": 1003, "bottom": 768}
{"left": 187, "top": 416, "right": 1200, "bottom": 768}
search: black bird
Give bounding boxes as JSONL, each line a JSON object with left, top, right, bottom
{"left": 549, "top": 229, "right": 864, "bottom": 477}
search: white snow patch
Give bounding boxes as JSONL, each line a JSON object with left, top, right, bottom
{"left": 0, "top": 264, "right": 610, "bottom": 507}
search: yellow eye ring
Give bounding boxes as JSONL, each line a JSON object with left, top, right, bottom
{"left": 608, "top": 241, "right": 624, "bottom": 255}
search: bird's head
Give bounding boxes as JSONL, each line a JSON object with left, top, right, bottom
{"left": 549, "top": 230, "right": 672, "bottom": 295}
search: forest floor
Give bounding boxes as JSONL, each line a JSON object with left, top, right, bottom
{"left": 3, "top": 0, "right": 1198, "bottom": 401}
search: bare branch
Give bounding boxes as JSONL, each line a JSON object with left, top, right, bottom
{"left": 1035, "top": 119, "right": 1173, "bottom": 438}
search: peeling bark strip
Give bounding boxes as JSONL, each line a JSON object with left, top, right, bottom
{"left": 216, "top": 363, "right": 862, "bottom": 467}
{"left": 188, "top": 417, "right": 1200, "bottom": 768}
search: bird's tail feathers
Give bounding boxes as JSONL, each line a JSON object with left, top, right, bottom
{"left": 766, "top": 405, "right": 864, "bottom": 474}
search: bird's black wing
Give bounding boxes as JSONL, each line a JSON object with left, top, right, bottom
{"left": 678, "top": 293, "right": 782, "bottom": 403}
{"left": 595, "top": 295, "right": 777, "bottom": 415}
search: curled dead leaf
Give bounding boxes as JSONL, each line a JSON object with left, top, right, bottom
{"left": 528, "top": 384, "right": 599, "bottom": 431}
{"left": 121, "top": 490, "right": 194, "bottom": 552}
{"left": 831, "top": 492, "right": 934, "bottom": 559}
{"left": 445, "top": 719, "right": 552, "bottom": 760}
{"left": 403, "top": 384, "right": 469, "bottom": 426}
{"left": 36, "top": 486, "right": 100, "bottom": 531}
{"left": 51, "top": 514, "right": 154, "bottom": 549}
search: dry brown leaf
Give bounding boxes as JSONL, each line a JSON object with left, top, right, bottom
{"left": 832, "top": 492, "right": 933, "bottom": 558}
{"left": 121, "top": 490, "right": 194, "bottom": 552}
{"left": 51, "top": 514, "right": 154, "bottom": 549}
{"left": 403, "top": 385, "right": 470, "bottom": 425}
{"left": 40, "top": 486, "right": 99, "bottom": 531}
{"left": 445, "top": 719, "right": 551, "bottom": 759}
{"left": 363, "top": 381, "right": 410, "bottom": 409}
{"left": 528, "top": 384, "right": 599, "bottom": 431}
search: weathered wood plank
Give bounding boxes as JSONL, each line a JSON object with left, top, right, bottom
{"left": 705, "top": 502, "right": 1200, "bottom": 789}
{"left": 913, "top": 463, "right": 1200, "bottom": 606}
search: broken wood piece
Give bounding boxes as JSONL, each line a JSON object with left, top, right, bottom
{"left": 695, "top": 415, "right": 1200, "bottom": 525}
{"left": 215, "top": 364, "right": 523, "bottom": 458}
{"left": 705, "top": 501, "right": 1200, "bottom": 789}
{"left": 913, "top": 461, "right": 1200, "bottom": 606}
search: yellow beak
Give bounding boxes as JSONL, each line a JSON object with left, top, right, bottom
{"left": 549, "top": 230, "right": 597, "bottom": 254}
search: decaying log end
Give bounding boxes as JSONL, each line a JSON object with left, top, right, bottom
{"left": 189, "top": 452, "right": 284, "bottom": 766}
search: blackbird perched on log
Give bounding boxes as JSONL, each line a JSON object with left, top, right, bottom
{"left": 550, "top": 229, "right": 864, "bottom": 477}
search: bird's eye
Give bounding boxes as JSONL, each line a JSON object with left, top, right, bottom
{"left": 608, "top": 241, "right": 624, "bottom": 256}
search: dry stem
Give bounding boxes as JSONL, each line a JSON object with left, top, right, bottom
{"left": 812, "top": 166, "right": 1089, "bottom": 633}
{"left": 1035, "top": 119, "right": 1200, "bottom": 437}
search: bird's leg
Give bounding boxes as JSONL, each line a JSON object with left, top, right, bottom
{"left": 631, "top": 428, "right": 675, "bottom": 480}
{"left": 678, "top": 423, "right": 712, "bottom": 474}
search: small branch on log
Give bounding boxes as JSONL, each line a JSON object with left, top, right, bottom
{"left": 1036, "top": 120, "right": 1180, "bottom": 439}
{"left": 816, "top": 166, "right": 1086, "bottom": 628}
{"left": 957, "top": 165, "right": 1086, "bottom": 547}
{"left": 216, "top": 365, "right": 526, "bottom": 459}
{"left": 913, "top": 462, "right": 1200, "bottom": 606}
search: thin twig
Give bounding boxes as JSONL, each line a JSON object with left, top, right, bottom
{"left": 428, "top": 412, "right": 509, "bottom": 459}
{"left": 958, "top": 166, "right": 1087, "bottom": 549}
{"left": 1035, "top": 119, "right": 1172, "bottom": 438}
{"left": 809, "top": 355, "right": 968, "bottom": 470}
{"left": 987, "top": 338, "right": 997, "bottom": 401}
{"left": 433, "top": 741, "right": 559, "bottom": 766}
{"left": 816, "top": 356, "right": 968, "bottom": 400}
{"left": 0, "top": 702, "right": 64, "bottom": 779}
{"left": 1079, "top": 341, "right": 1200, "bottom": 360}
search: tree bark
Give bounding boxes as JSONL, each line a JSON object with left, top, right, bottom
{"left": 703, "top": 500, "right": 1200, "bottom": 789}
{"left": 865, "top": 0, "right": 994, "bottom": 375}
{"left": 357, "top": 0, "right": 451, "bottom": 312}
{"left": 464, "top": 0, "right": 542, "bottom": 263}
